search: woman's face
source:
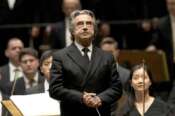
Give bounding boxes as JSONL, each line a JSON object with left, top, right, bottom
{"left": 131, "top": 68, "right": 151, "bottom": 92}
{"left": 40, "top": 56, "right": 53, "bottom": 80}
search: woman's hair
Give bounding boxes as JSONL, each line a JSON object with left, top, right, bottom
{"left": 40, "top": 50, "right": 53, "bottom": 67}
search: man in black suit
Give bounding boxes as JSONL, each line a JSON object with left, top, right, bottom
{"left": 0, "top": 38, "right": 24, "bottom": 116}
{"left": 0, "top": 38, "right": 24, "bottom": 97}
{"left": 144, "top": 0, "right": 175, "bottom": 81}
{"left": 50, "top": 0, "right": 81, "bottom": 49}
{"left": 163, "top": 0, "right": 175, "bottom": 106}
{"left": 13, "top": 48, "right": 44, "bottom": 95}
{"left": 49, "top": 10, "right": 122, "bottom": 116}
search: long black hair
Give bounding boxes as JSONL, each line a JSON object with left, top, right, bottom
{"left": 121, "top": 63, "right": 154, "bottom": 115}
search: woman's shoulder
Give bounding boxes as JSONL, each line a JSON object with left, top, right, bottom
{"left": 153, "top": 97, "right": 169, "bottom": 108}
{"left": 152, "top": 97, "right": 175, "bottom": 115}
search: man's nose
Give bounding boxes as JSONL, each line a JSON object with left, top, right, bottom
{"left": 16, "top": 48, "right": 22, "bottom": 54}
{"left": 83, "top": 22, "right": 88, "bottom": 30}
{"left": 26, "top": 61, "right": 31, "bottom": 66}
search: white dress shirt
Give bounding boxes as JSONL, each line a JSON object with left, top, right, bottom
{"left": 7, "top": 0, "right": 16, "bottom": 9}
{"left": 65, "top": 17, "right": 72, "bottom": 47}
{"left": 170, "top": 15, "right": 175, "bottom": 61}
{"left": 74, "top": 41, "right": 93, "bottom": 60}
{"left": 23, "top": 72, "right": 39, "bottom": 89}
{"left": 9, "top": 62, "right": 23, "bottom": 82}
{"left": 44, "top": 80, "right": 49, "bottom": 92}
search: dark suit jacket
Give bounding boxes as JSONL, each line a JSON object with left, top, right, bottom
{"left": 0, "top": 64, "right": 13, "bottom": 96}
{"left": 157, "top": 15, "right": 174, "bottom": 80}
{"left": 117, "top": 65, "right": 130, "bottom": 91}
{"left": 49, "top": 43, "right": 122, "bottom": 116}
{"left": 111, "top": 65, "right": 130, "bottom": 116}
{"left": 51, "top": 21, "right": 66, "bottom": 49}
{"left": 13, "top": 74, "right": 45, "bottom": 95}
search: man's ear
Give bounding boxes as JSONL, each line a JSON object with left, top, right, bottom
{"left": 5, "top": 49, "right": 9, "bottom": 57}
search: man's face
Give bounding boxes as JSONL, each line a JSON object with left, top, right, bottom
{"left": 20, "top": 55, "right": 39, "bottom": 75}
{"left": 63, "top": 0, "right": 80, "bottom": 17}
{"left": 101, "top": 44, "right": 115, "bottom": 54}
{"left": 5, "top": 39, "right": 24, "bottom": 63}
{"left": 73, "top": 14, "right": 95, "bottom": 47}
{"left": 167, "top": 0, "right": 175, "bottom": 16}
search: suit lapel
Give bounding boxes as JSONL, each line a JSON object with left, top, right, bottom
{"left": 67, "top": 44, "right": 102, "bottom": 87}
{"left": 1, "top": 65, "right": 10, "bottom": 82}
{"left": 38, "top": 74, "right": 44, "bottom": 84}
{"left": 67, "top": 43, "right": 87, "bottom": 72}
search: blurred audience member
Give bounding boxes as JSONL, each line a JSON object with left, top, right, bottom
{"left": 145, "top": 18, "right": 161, "bottom": 51}
{"left": 13, "top": 48, "right": 44, "bottom": 95}
{"left": 0, "top": 38, "right": 24, "bottom": 96}
{"left": 28, "top": 26, "right": 42, "bottom": 50}
{"left": 100, "top": 37, "right": 130, "bottom": 116}
{"left": 100, "top": 37, "right": 130, "bottom": 88}
{"left": 149, "top": 0, "right": 175, "bottom": 80}
{"left": 94, "top": 22, "right": 111, "bottom": 47}
{"left": 134, "top": 19, "right": 160, "bottom": 50}
{"left": 39, "top": 26, "right": 52, "bottom": 52}
{"left": 50, "top": 0, "right": 82, "bottom": 49}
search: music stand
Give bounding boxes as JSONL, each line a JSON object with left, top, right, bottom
{"left": 118, "top": 50, "right": 169, "bottom": 82}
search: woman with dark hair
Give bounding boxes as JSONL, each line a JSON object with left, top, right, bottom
{"left": 120, "top": 64, "right": 174, "bottom": 116}
{"left": 40, "top": 50, "right": 53, "bottom": 91}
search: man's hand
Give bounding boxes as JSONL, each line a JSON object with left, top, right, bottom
{"left": 82, "top": 92, "right": 102, "bottom": 108}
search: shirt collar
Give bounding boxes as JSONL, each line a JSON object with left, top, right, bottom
{"left": 9, "top": 62, "right": 22, "bottom": 72}
{"left": 74, "top": 41, "right": 93, "bottom": 53}
{"left": 23, "top": 72, "right": 39, "bottom": 84}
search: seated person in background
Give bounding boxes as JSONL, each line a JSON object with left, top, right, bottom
{"left": 39, "top": 50, "right": 53, "bottom": 92}
{"left": 100, "top": 37, "right": 130, "bottom": 89}
{"left": 0, "top": 38, "right": 24, "bottom": 97}
{"left": 120, "top": 64, "right": 174, "bottom": 116}
{"left": 50, "top": 0, "right": 82, "bottom": 49}
{"left": 100, "top": 37, "right": 130, "bottom": 116}
{"left": 94, "top": 22, "right": 112, "bottom": 47}
{"left": 13, "top": 48, "right": 45, "bottom": 95}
